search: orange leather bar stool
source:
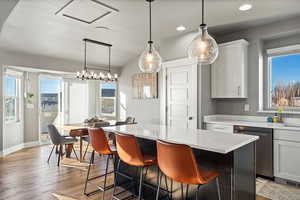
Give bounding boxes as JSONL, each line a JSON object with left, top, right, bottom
{"left": 83, "top": 128, "right": 117, "bottom": 199}
{"left": 156, "top": 140, "right": 221, "bottom": 200}
{"left": 113, "top": 133, "right": 157, "bottom": 200}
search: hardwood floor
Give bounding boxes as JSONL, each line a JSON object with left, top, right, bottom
{"left": 0, "top": 145, "right": 269, "bottom": 200}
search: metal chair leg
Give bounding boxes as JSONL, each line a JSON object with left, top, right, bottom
{"left": 47, "top": 145, "right": 55, "bottom": 163}
{"left": 102, "top": 155, "right": 110, "bottom": 200}
{"left": 216, "top": 177, "right": 221, "bottom": 200}
{"left": 112, "top": 158, "right": 121, "bottom": 198}
{"left": 57, "top": 145, "right": 63, "bottom": 166}
{"left": 185, "top": 184, "right": 189, "bottom": 200}
{"left": 83, "top": 142, "right": 89, "bottom": 159}
{"left": 181, "top": 183, "right": 184, "bottom": 200}
{"left": 138, "top": 167, "right": 144, "bottom": 200}
{"left": 156, "top": 171, "right": 163, "bottom": 200}
{"left": 84, "top": 150, "right": 95, "bottom": 195}
{"left": 72, "top": 146, "right": 79, "bottom": 160}
{"left": 170, "top": 179, "right": 173, "bottom": 200}
{"left": 195, "top": 185, "right": 200, "bottom": 200}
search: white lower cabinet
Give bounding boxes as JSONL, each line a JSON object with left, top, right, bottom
{"left": 274, "top": 139, "right": 300, "bottom": 182}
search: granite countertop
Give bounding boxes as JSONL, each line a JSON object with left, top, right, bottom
{"left": 104, "top": 124, "right": 258, "bottom": 154}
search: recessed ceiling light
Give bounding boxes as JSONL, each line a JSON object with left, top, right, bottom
{"left": 239, "top": 4, "right": 252, "bottom": 11}
{"left": 176, "top": 25, "right": 186, "bottom": 32}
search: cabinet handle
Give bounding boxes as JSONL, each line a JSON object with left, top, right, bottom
{"left": 238, "top": 86, "right": 241, "bottom": 96}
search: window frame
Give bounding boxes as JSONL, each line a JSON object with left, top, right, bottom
{"left": 97, "top": 82, "right": 117, "bottom": 118}
{"left": 3, "top": 73, "right": 22, "bottom": 123}
{"left": 266, "top": 45, "right": 300, "bottom": 111}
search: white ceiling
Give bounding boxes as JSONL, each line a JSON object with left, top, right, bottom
{"left": 1, "top": 0, "right": 300, "bottom": 69}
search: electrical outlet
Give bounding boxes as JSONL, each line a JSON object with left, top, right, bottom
{"left": 244, "top": 104, "right": 250, "bottom": 112}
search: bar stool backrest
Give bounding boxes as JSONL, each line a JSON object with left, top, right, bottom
{"left": 115, "top": 133, "right": 145, "bottom": 166}
{"left": 88, "top": 128, "right": 112, "bottom": 155}
{"left": 156, "top": 140, "right": 204, "bottom": 184}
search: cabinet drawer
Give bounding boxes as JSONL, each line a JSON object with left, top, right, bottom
{"left": 205, "top": 123, "right": 233, "bottom": 133}
{"left": 274, "top": 129, "right": 300, "bottom": 143}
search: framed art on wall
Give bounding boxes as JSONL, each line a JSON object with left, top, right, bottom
{"left": 132, "top": 73, "right": 158, "bottom": 99}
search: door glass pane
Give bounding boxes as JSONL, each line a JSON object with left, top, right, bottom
{"left": 5, "top": 97, "right": 16, "bottom": 121}
{"left": 5, "top": 76, "right": 16, "bottom": 97}
{"left": 39, "top": 78, "right": 62, "bottom": 143}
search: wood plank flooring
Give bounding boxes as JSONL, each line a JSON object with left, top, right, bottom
{"left": 0, "top": 145, "right": 269, "bottom": 200}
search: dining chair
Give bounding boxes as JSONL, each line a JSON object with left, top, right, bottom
{"left": 47, "top": 124, "right": 78, "bottom": 166}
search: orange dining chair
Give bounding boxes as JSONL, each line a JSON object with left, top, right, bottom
{"left": 156, "top": 140, "right": 221, "bottom": 200}
{"left": 113, "top": 133, "right": 157, "bottom": 200}
{"left": 83, "top": 128, "right": 117, "bottom": 199}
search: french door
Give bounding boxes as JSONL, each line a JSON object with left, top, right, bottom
{"left": 39, "top": 76, "right": 63, "bottom": 143}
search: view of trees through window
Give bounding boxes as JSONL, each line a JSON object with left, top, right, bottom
{"left": 271, "top": 54, "right": 300, "bottom": 108}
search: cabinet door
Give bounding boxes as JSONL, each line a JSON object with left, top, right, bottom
{"left": 274, "top": 140, "right": 300, "bottom": 182}
{"left": 211, "top": 40, "right": 247, "bottom": 98}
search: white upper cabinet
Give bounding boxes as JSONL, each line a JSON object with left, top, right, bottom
{"left": 211, "top": 39, "right": 249, "bottom": 98}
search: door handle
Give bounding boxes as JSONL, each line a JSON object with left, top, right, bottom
{"left": 189, "top": 117, "right": 193, "bottom": 120}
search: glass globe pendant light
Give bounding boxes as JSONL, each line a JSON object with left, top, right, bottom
{"left": 138, "top": 0, "right": 162, "bottom": 72}
{"left": 188, "top": 0, "right": 218, "bottom": 65}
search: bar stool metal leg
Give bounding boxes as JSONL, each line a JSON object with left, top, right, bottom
{"left": 138, "top": 167, "right": 144, "bottom": 200}
{"left": 216, "top": 177, "right": 221, "bottom": 200}
{"left": 84, "top": 150, "right": 94, "bottom": 195}
{"left": 156, "top": 171, "right": 163, "bottom": 200}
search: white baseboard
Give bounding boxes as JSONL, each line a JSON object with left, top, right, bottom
{"left": 2, "top": 143, "right": 24, "bottom": 156}
{"left": 1, "top": 141, "right": 40, "bottom": 157}
{"left": 24, "top": 141, "right": 40, "bottom": 148}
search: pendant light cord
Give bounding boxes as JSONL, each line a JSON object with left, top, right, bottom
{"left": 202, "top": 0, "right": 204, "bottom": 25}
{"left": 108, "top": 46, "right": 111, "bottom": 73}
{"left": 84, "top": 40, "right": 87, "bottom": 71}
{"left": 148, "top": 0, "right": 153, "bottom": 52}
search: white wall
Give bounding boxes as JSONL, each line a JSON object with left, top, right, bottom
{"left": 0, "top": 49, "right": 120, "bottom": 153}
{"left": 119, "top": 58, "right": 161, "bottom": 124}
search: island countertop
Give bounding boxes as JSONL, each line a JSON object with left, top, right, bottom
{"left": 104, "top": 124, "right": 258, "bottom": 154}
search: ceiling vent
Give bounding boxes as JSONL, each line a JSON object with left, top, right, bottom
{"left": 55, "top": 0, "right": 119, "bottom": 24}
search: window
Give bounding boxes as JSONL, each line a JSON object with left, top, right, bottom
{"left": 98, "top": 83, "right": 116, "bottom": 118}
{"left": 4, "top": 76, "right": 19, "bottom": 122}
{"left": 268, "top": 52, "right": 300, "bottom": 109}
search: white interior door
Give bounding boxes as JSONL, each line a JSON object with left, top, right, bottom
{"left": 164, "top": 59, "right": 197, "bottom": 129}
{"left": 64, "top": 79, "right": 89, "bottom": 124}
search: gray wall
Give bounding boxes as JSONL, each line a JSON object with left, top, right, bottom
{"left": 214, "top": 16, "right": 300, "bottom": 116}
{"left": 119, "top": 15, "right": 300, "bottom": 126}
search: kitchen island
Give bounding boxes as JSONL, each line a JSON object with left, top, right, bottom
{"left": 104, "top": 124, "right": 259, "bottom": 200}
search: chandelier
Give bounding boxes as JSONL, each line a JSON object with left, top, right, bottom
{"left": 76, "top": 38, "right": 118, "bottom": 82}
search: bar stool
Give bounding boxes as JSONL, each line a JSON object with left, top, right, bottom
{"left": 84, "top": 128, "right": 117, "bottom": 199}
{"left": 113, "top": 133, "right": 157, "bottom": 200}
{"left": 156, "top": 140, "right": 221, "bottom": 200}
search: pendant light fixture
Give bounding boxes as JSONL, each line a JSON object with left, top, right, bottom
{"left": 188, "top": 0, "right": 218, "bottom": 65}
{"left": 138, "top": 0, "right": 162, "bottom": 73}
{"left": 76, "top": 38, "right": 118, "bottom": 82}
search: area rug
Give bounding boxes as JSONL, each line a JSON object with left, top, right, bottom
{"left": 60, "top": 158, "right": 89, "bottom": 171}
{"left": 52, "top": 193, "right": 77, "bottom": 200}
{"left": 256, "top": 178, "right": 300, "bottom": 200}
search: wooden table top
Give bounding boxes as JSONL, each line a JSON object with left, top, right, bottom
{"left": 57, "top": 121, "right": 137, "bottom": 137}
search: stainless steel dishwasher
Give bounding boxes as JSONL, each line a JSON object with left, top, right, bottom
{"left": 234, "top": 125, "right": 274, "bottom": 179}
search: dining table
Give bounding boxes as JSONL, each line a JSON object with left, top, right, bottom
{"left": 56, "top": 121, "right": 136, "bottom": 162}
